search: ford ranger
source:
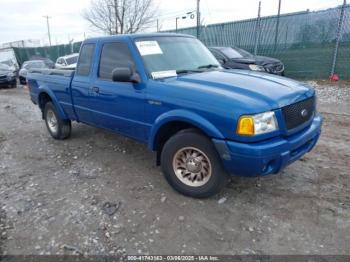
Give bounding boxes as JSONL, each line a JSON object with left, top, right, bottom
{"left": 27, "top": 33, "right": 322, "bottom": 198}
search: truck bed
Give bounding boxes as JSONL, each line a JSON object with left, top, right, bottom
{"left": 27, "top": 69, "right": 76, "bottom": 120}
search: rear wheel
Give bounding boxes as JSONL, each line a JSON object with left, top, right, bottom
{"left": 161, "top": 129, "right": 229, "bottom": 198}
{"left": 44, "top": 102, "right": 71, "bottom": 140}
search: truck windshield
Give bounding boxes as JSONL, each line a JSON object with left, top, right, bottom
{"left": 135, "top": 36, "right": 220, "bottom": 78}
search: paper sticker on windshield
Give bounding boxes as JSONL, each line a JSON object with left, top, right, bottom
{"left": 136, "top": 41, "right": 163, "bottom": 56}
{"left": 151, "top": 70, "right": 177, "bottom": 79}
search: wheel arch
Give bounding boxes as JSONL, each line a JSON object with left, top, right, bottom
{"left": 148, "top": 110, "right": 225, "bottom": 164}
{"left": 38, "top": 87, "right": 68, "bottom": 120}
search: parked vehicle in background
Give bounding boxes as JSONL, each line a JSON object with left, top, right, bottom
{"left": 1, "top": 59, "right": 19, "bottom": 75}
{"left": 27, "top": 33, "right": 322, "bottom": 198}
{"left": 18, "top": 60, "right": 47, "bottom": 84}
{"left": 209, "top": 47, "right": 285, "bottom": 75}
{"left": 36, "top": 58, "right": 55, "bottom": 69}
{"left": 0, "top": 63, "right": 17, "bottom": 88}
{"left": 28, "top": 54, "right": 55, "bottom": 69}
{"left": 41, "top": 58, "right": 55, "bottom": 69}
{"left": 55, "top": 53, "right": 79, "bottom": 69}
{"left": 0, "top": 47, "right": 19, "bottom": 75}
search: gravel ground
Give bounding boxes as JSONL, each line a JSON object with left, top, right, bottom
{"left": 0, "top": 81, "right": 349, "bottom": 258}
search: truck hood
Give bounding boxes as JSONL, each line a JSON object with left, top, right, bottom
{"left": 164, "top": 69, "right": 314, "bottom": 113}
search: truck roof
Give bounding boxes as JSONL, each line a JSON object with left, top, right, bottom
{"left": 83, "top": 33, "right": 194, "bottom": 44}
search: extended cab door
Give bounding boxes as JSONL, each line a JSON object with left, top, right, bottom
{"left": 71, "top": 43, "right": 96, "bottom": 124}
{"left": 88, "top": 41, "right": 148, "bottom": 142}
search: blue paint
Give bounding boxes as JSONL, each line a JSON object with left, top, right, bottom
{"left": 27, "top": 33, "right": 322, "bottom": 177}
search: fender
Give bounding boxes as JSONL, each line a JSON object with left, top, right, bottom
{"left": 148, "top": 109, "right": 225, "bottom": 150}
{"left": 38, "top": 85, "right": 69, "bottom": 120}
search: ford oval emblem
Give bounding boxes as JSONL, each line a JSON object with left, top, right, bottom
{"left": 301, "top": 109, "right": 308, "bottom": 117}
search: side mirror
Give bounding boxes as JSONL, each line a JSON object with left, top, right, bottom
{"left": 112, "top": 67, "right": 140, "bottom": 83}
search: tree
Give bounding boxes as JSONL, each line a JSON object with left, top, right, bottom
{"left": 83, "top": 0, "right": 157, "bottom": 35}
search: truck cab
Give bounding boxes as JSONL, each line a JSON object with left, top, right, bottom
{"left": 27, "top": 33, "right": 322, "bottom": 198}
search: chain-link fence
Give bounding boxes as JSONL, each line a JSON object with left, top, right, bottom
{"left": 170, "top": 4, "right": 350, "bottom": 80}
{"left": 7, "top": 3, "right": 350, "bottom": 80}
{"left": 11, "top": 42, "right": 82, "bottom": 66}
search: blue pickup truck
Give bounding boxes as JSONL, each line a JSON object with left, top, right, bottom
{"left": 27, "top": 33, "right": 322, "bottom": 198}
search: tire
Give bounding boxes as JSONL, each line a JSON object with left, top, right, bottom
{"left": 161, "top": 129, "right": 229, "bottom": 198}
{"left": 19, "top": 77, "right": 26, "bottom": 85}
{"left": 44, "top": 102, "right": 71, "bottom": 140}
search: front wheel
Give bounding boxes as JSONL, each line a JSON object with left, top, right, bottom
{"left": 44, "top": 102, "right": 71, "bottom": 140}
{"left": 161, "top": 129, "right": 229, "bottom": 198}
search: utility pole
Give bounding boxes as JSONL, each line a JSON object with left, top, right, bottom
{"left": 176, "top": 17, "right": 179, "bottom": 32}
{"left": 274, "top": 0, "right": 282, "bottom": 50}
{"left": 254, "top": 1, "right": 261, "bottom": 55}
{"left": 157, "top": 19, "right": 159, "bottom": 32}
{"left": 43, "top": 15, "right": 52, "bottom": 46}
{"left": 196, "top": 0, "right": 200, "bottom": 38}
{"left": 68, "top": 37, "right": 74, "bottom": 53}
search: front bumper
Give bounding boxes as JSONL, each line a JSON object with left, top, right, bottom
{"left": 213, "top": 114, "right": 322, "bottom": 177}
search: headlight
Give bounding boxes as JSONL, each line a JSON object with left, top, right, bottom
{"left": 7, "top": 72, "right": 15, "bottom": 78}
{"left": 249, "top": 64, "right": 265, "bottom": 72}
{"left": 237, "top": 111, "right": 278, "bottom": 136}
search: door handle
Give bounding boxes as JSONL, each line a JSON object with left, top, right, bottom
{"left": 92, "top": 86, "right": 99, "bottom": 93}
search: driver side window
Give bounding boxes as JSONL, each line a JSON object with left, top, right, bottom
{"left": 99, "top": 42, "right": 136, "bottom": 81}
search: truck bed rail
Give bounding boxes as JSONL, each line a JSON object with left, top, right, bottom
{"left": 28, "top": 69, "right": 74, "bottom": 77}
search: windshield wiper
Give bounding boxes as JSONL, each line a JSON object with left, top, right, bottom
{"left": 197, "top": 64, "right": 219, "bottom": 69}
{"left": 176, "top": 69, "right": 203, "bottom": 75}
{"left": 176, "top": 65, "right": 219, "bottom": 75}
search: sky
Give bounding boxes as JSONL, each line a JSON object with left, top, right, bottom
{"left": 0, "top": 0, "right": 344, "bottom": 46}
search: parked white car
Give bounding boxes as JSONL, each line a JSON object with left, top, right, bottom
{"left": 55, "top": 53, "right": 79, "bottom": 69}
